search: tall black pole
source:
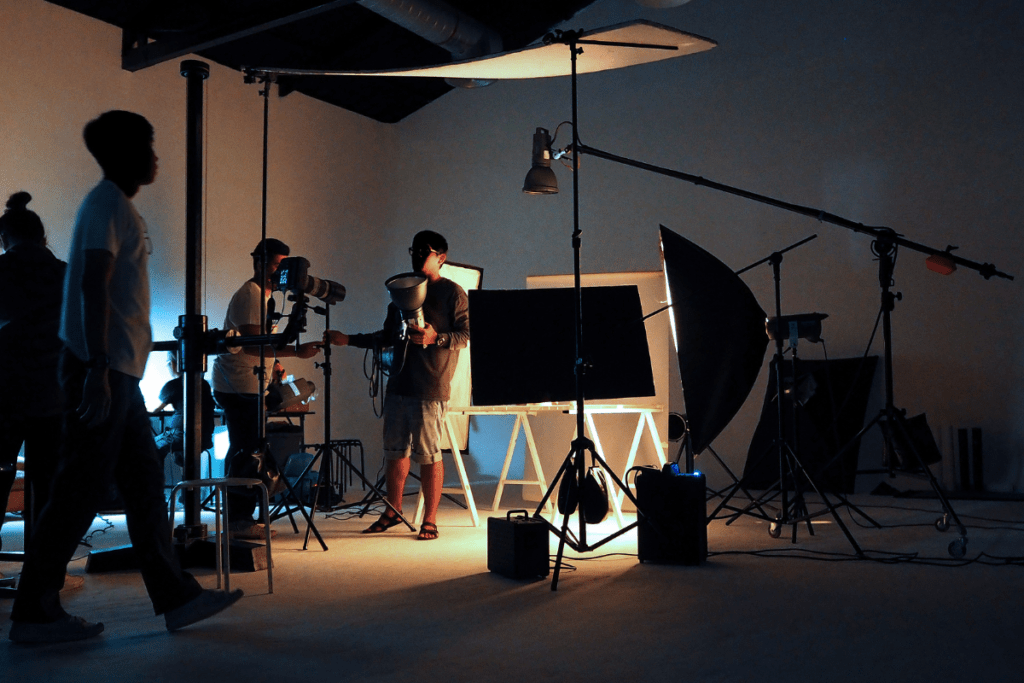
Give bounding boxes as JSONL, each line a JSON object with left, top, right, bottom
{"left": 179, "top": 60, "right": 210, "bottom": 535}
{"left": 551, "top": 33, "right": 587, "bottom": 591}
{"left": 769, "top": 253, "right": 790, "bottom": 522}
{"left": 874, "top": 234, "right": 899, "bottom": 469}
{"left": 537, "top": 31, "right": 652, "bottom": 588}
{"left": 257, "top": 74, "right": 273, "bottom": 453}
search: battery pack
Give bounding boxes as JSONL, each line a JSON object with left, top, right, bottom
{"left": 635, "top": 466, "right": 707, "bottom": 566}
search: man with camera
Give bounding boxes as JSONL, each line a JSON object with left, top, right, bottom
{"left": 329, "top": 230, "right": 469, "bottom": 540}
{"left": 212, "top": 238, "right": 320, "bottom": 539}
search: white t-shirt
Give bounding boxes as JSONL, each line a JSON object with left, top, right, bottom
{"left": 212, "top": 279, "right": 270, "bottom": 395}
{"left": 60, "top": 180, "right": 152, "bottom": 379}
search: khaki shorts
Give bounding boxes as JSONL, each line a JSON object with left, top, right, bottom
{"left": 382, "top": 394, "right": 447, "bottom": 465}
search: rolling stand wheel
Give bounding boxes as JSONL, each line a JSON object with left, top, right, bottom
{"left": 948, "top": 537, "right": 967, "bottom": 558}
{"left": 935, "top": 514, "right": 950, "bottom": 532}
{"left": 769, "top": 518, "right": 782, "bottom": 538}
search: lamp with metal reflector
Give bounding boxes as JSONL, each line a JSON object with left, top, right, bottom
{"left": 523, "top": 127, "right": 558, "bottom": 195}
{"left": 385, "top": 272, "right": 428, "bottom": 338}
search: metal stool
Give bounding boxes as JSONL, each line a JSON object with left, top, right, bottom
{"left": 168, "top": 477, "right": 273, "bottom": 594}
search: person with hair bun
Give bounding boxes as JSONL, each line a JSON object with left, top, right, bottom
{"left": 0, "top": 192, "right": 66, "bottom": 568}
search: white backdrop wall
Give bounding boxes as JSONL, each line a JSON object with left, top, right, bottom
{"left": 3, "top": 0, "right": 1022, "bottom": 493}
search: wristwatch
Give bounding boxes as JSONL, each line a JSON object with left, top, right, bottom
{"left": 435, "top": 334, "right": 447, "bottom": 348}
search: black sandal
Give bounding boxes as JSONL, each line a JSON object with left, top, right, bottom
{"left": 417, "top": 522, "right": 439, "bottom": 540}
{"left": 363, "top": 508, "right": 403, "bottom": 534}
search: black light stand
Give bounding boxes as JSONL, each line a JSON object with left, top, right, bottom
{"left": 709, "top": 236, "right": 876, "bottom": 553}
{"left": 827, "top": 232, "right": 973, "bottom": 557}
{"left": 530, "top": 31, "right": 664, "bottom": 591}
{"left": 256, "top": 75, "right": 332, "bottom": 551}
{"left": 300, "top": 304, "right": 415, "bottom": 544}
{"left": 662, "top": 411, "right": 769, "bottom": 522}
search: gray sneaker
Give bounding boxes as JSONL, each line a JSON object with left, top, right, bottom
{"left": 9, "top": 615, "right": 104, "bottom": 643}
{"left": 165, "top": 588, "right": 244, "bottom": 632}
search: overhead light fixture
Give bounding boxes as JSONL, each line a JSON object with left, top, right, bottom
{"left": 522, "top": 127, "right": 558, "bottom": 195}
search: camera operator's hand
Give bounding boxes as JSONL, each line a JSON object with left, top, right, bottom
{"left": 295, "top": 342, "right": 320, "bottom": 359}
{"left": 326, "top": 330, "right": 349, "bottom": 346}
{"left": 407, "top": 322, "right": 438, "bottom": 346}
{"left": 79, "top": 367, "right": 111, "bottom": 428}
{"left": 271, "top": 360, "right": 286, "bottom": 382}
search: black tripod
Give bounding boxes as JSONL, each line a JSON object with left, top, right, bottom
{"left": 302, "top": 304, "right": 414, "bottom": 541}
{"left": 830, "top": 233, "right": 969, "bottom": 557}
{"left": 710, "top": 236, "right": 872, "bottom": 554}
{"left": 667, "top": 411, "right": 769, "bottom": 520}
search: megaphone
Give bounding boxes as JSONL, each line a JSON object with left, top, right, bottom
{"left": 385, "top": 272, "right": 428, "bottom": 341}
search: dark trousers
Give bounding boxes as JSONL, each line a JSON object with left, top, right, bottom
{"left": 0, "top": 413, "right": 62, "bottom": 550}
{"left": 11, "top": 350, "right": 202, "bottom": 622}
{"left": 213, "top": 390, "right": 260, "bottom": 524}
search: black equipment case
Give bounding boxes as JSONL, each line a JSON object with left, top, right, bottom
{"left": 487, "top": 510, "right": 549, "bottom": 579}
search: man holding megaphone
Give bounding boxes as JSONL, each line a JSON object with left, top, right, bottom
{"left": 329, "top": 231, "right": 469, "bottom": 541}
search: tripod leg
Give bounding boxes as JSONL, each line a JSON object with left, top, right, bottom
{"left": 786, "top": 447, "right": 864, "bottom": 556}
{"left": 831, "top": 491, "right": 882, "bottom": 528}
{"left": 703, "top": 445, "right": 771, "bottom": 519}
{"left": 268, "top": 447, "right": 327, "bottom": 549}
{"left": 550, "top": 504, "right": 571, "bottom": 591}
{"left": 711, "top": 440, "right": 785, "bottom": 525}
{"left": 334, "top": 456, "right": 415, "bottom": 531}
{"left": 780, "top": 446, "right": 814, "bottom": 542}
{"left": 547, "top": 447, "right": 583, "bottom": 591}
{"left": 282, "top": 468, "right": 326, "bottom": 551}
{"left": 891, "top": 415, "right": 968, "bottom": 557}
{"left": 533, "top": 449, "right": 574, "bottom": 519}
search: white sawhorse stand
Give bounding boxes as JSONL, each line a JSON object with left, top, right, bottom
{"left": 412, "top": 404, "right": 666, "bottom": 528}
{"left": 447, "top": 406, "right": 554, "bottom": 515}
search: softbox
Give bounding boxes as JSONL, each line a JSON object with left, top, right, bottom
{"left": 660, "top": 226, "right": 769, "bottom": 454}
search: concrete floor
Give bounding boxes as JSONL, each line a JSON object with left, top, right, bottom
{"left": 2, "top": 484, "right": 1023, "bottom": 683}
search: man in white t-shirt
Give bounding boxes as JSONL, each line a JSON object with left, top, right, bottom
{"left": 212, "top": 238, "right": 319, "bottom": 538}
{"left": 9, "top": 111, "right": 242, "bottom": 644}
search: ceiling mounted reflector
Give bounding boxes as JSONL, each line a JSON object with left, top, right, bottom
{"left": 246, "top": 20, "right": 716, "bottom": 80}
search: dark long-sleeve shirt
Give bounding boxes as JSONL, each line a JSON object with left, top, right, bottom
{"left": 0, "top": 243, "right": 67, "bottom": 416}
{"left": 350, "top": 277, "right": 469, "bottom": 401}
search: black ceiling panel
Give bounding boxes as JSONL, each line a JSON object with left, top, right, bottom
{"left": 45, "top": 0, "right": 599, "bottom": 123}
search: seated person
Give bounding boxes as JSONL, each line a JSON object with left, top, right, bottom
{"left": 154, "top": 351, "right": 215, "bottom": 467}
